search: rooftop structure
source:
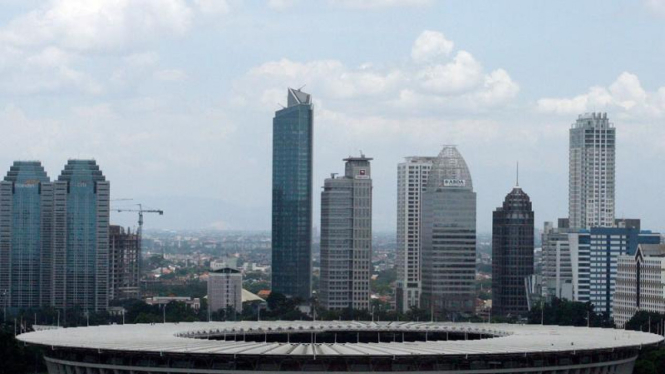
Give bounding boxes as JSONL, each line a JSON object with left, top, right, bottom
{"left": 18, "top": 321, "right": 662, "bottom": 373}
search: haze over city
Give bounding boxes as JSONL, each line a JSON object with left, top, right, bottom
{"left": 0, "top": 0, "right": 664, "bottom": 234}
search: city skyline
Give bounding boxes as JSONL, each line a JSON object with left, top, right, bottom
{"left": 0, "top": 2, "right": 663, "bottom": 233}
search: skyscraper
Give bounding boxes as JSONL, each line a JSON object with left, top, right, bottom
{"left": 208, "top": 267, "right": 243, "bottom": 314}
{"left": 569, "top": 112, "right": 615, "bottom": 229}
{"left": 271, "top": 88, "right": 313, "bottom": 300}
{"left": 491, "top": 180, "right": 534, "bottom": 317}
{"left": 320, "top": 155, "right": 372, "bottom": 311}
{"left": 52, "top": 160, "right": 110, "bottom": 312}
{"left": 395, "top": 156, "right": 436, "bottom": 313}
{"left": 109, "top": 225, "right": 140, "bottom": 301}
{"left": 0, "top": 161, "right": 53, "bottom": 309}
{"left": 421, "top": 146, "right": 476, "bottom": 317}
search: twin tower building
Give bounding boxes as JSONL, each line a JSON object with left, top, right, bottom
{"left": 0, "top": 160, "right": 110, "bottom": 312}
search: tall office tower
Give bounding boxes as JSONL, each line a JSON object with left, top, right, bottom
{"left": 421, "top": 146, "right": 476, "bottom": 317}
{"left": 271, "top": 88, "right": 313, "bottom": 300}
{"left": 395, "top": 156, "right": 436, "bottom": 313}
{"left": 208, "top": 267, "right": 243, "bottom": 314}
{"left": 320, "top": 155, "right": 373, "bottom": 311}
{"left": 491, "top": 183, "right": 534, "bottom": 317}
{"left": 52, "top": 160, "right": 110, "bottom": 312}
{"left": 614, "top": 244, "right": 665, "bottom": 328}
{"left": 541, "top": 219, "right": 573, "bottom": 300}
{"left": 569, "top": 225, "right": 661, "bottom": 316}
{"left": 569, "top": 112, "right": 615, "bottom": 229}
{"left": 109, "top": 225, "right": 140, "bottom": 300}
{"left": 0, "top": 161, "right": 53, "bottom": 309}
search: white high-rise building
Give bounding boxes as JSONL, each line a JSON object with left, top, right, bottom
{"left": 569, "top": 112, "right": 615, "bottom": 230}
{"left": 395, "top": 156, "right": 436, "bottom": 313}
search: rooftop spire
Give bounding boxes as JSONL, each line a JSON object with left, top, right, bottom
{"left": 516, "top": 161, "right": 519, "bottom": 187}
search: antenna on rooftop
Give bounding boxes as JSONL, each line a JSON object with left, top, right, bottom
{"left": 297, "top": 84, "right": 306, "bottom": 91}
{"left": 516, "top": 161, "right": 519, "bottom": 187}
{"left": 277, "top": 103, "right": 286, "bottom": 109}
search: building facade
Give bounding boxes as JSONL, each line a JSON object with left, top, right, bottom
{"left": 541, "top": 219, "right": 574, "bottom": 300}
{"left": 491, "top": 185, "right": 534, "bottom": 317}
{"left": 614, "top": 244, "right": 665, "bottom": 328}
{"left": 109, "top": 225, "right": 140, "bottom": 301}
{"left": 0, "top": 161, "right": 53, "bottom": 309}
{"left": 271, "top": 88, "right": 313, "bottom": 300}
{"left": 395, "top": 156, "right": 435, "bottom": 313}
{"left": 320, "top": 156, "right": 372, "bottom": 311}
{"left": 52, "top": 160, "right": 110, "bottom": 312}
{"left": 569, "top": 112, "right": 615, "bottom": 230}
{"left": 570, "top": 226, "right": 661, "bottom": 316}
{"left": 421, "top": 146, "right": 476, "bottom": 317}
{"left": 208, "top": 267, "right": 243, "bottom": 314}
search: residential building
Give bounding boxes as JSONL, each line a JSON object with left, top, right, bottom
{"left": 0, "top": 161, "right": 53, "bottom": 309}
{"left": 421, "top": 146, "right": 476, "bottom": 317}
{"left": 271, "top": 88, "right": 313, "bottom": 300}
{"left": 109, "top": 225, "right": 140, "bottom": 300}
{"left": 614, "top": 244, "right": 665, "bottom": 328}
{"left": 208, "top": 267, "right": 243, "bottom": 314}
{"left": 395, "top": 156, "right": 436, "bottom": 313}
{"left": 52, "top": 160, "right": 110, "bottom": 312}
{"left": 569, "top": 226, "right": 661, "bottom": 316}
{"left": 492, "top": 183, "right": 534, "bottom": 317}
{"left": 569, "top": 112, "right": 615, "bottom": 229}
{"left": 320, "top": 155, "right": 372, "bottom": 311}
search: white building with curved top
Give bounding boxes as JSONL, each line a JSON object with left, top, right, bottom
{"left": 18, "top": 321, "right": 662, "bottom": 373}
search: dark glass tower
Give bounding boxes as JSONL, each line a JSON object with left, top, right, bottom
{"left": 0, "top": 161, "right": 53, "bottom": 309}
{"left": 492, "top": 181, "right": 534, "bottom": 317}
{"left": 271, "top": 88, "right": 313, "bottom": 299}
{"left": 53, "top": 160, "right": 110, "bottom": 312}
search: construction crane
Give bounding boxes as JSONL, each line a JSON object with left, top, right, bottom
{"left": 114, "top": 204, "right": 164, "bottom": 292}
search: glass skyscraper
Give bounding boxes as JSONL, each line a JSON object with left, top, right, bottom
{"left": 0, "top": 161, "right": 53, "bottom": 309}
{"left": 492, "top": 184, "right": 534, "bottom": 317}
{"left": 271, "top": 88, "right": 313, "bottom": 300}
{"left": 421, "top": 146, "right": 476, "bottom": 318}
{"left": 53, "top": 160, "right": 110, "bottom": 312}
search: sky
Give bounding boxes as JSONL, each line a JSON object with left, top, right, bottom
{"left": 0, "top": 0, "right": 663, "bottom": 233}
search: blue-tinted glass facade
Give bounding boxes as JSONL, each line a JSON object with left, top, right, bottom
{"left": 54, "top": 160, "right": 110, "bottom": 311}
{"left": 271, "top": 89, "right": 313, "bottom": 299}
{"left": 0, "top": 161, "right": 51, "bottom": 309}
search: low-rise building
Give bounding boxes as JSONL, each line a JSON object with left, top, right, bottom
{"left": 614, "top": 244, "right": 665, "bottom": 328}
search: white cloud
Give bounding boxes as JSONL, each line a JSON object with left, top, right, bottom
{"left": 536, "top": 72, "right": 665, "bottom": 117}
{"left": 237, "top": 30, "right": 518, "bottom": 117}
{"left": 154, "top": 69, "right": 188, "bottom": 82}
{"left": 416, "top": 50, "right": 483, "bottom": 94}
{"left": 0, "top": 0, "right": 194, "bottom": 51}
{"left": 645, "top": 0, "right": 665, "bottom": 16}
{"left": 411, "top": 30, "right": 454, "bottom": 64}
{"left": 329, "top": 0, "right": 433, "bottom": 9}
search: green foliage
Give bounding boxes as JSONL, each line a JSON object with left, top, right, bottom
{"left": 0, "top": 327, "right": 45, "bottom": 374}
{"left": 527, "top": 298, "right": 613, "bottom": 327}
{"left": 371, "top": 268, "right": 396, "bottom": 296}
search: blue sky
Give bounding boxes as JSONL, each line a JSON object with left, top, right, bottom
{"left": 0, "top": 0, "right": 663, "bottom": 233}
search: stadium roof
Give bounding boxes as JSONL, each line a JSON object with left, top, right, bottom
{"left": 18, "top": 321, "right": 662, "bottom": 357}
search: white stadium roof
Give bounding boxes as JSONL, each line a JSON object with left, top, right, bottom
{"left": 18, "top": 321, "right": 663, "bottom": 357}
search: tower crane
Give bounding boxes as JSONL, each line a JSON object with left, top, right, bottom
{"left": 114, "top": 204, "right": 164, "bottom": 292}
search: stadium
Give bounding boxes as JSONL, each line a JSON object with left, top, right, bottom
{"left": 18, "top": 321, "right": 663, "bottom": 373}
